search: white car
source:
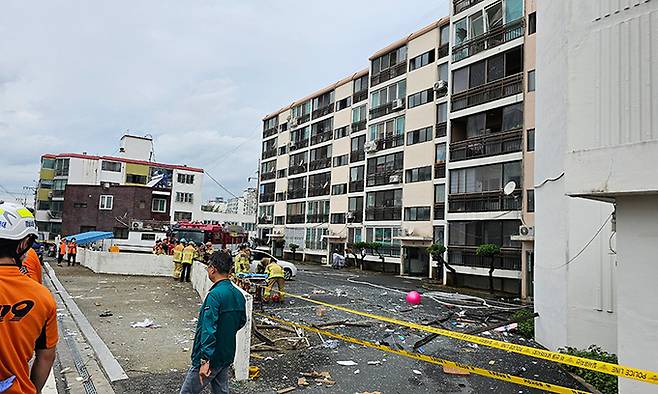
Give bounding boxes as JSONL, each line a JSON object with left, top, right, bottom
{"left": 236, "top": 248, "right": 297, "bottom": 280}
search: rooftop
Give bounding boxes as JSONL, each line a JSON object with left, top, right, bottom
{"left": 41, "top": 152, "right": 204, "bottom": 173}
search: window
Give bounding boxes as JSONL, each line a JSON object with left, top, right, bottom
{"left": 331, "top": 213, "right": 346, "bottom": 224}
{"left": 527, "top": 129, "right": 535, "bottom": 151}
{"left": 101, "top": 161, "right": 121, "bottom": 172}
{"left": 174, "top": 211, "right": 193, "bottom": 221}
{"left": 286, "top": 202, "right": 306, "bottom": 223}
{"left": 350, "top": 135, "right": 366, "bottom": 162}
{"left": 452, "top": 46, "right": 523, "bottom": 94}
{"left": 408, "top": 88, "right": 434, "bottom": 109}
{"left": 99, "top": 195, "right": 113, "bottom": 210}
{"left": 435, "top": 144, "right": 446, "bottom": 162}
{"left": 348, "top": 227, "right": 363, "bottom": 244}
{"left": 454, "top": 18, "right": 468, "bottom": 46}
{"left": 263, "top": 117, "right": 277, "bottom": 131}
{"left": 449, "top": 161, "right": 522, "bottom": 194}
{"left": 440, "top": 25, "right": 450, "bottom": 47}
{"left": 366, "top": 152, "right": 404, "bottom": 186}
{"left": 291, "top": 126, "right": 310, "bottom": 144}
{"left": 369, "top": 116, "right": 405, "bottom": 143}
{"left": 312, "top": 90, "right": 334, "bottom": 111}
{"left": 152, "top": 198, "right": 167, "bottom": 213}
{"left": 126, "top": 174, "right": 147, "bottom": 185}
{"left": 404, "top": 207, "right": 431, "bottom": 221}
{"left": 141, "top": 233, "right": 156, "bottom": 241}
{"left": 350, "top": 166, "right": 364, "bottom": 184}
{"left": 366, "top": 189, "right": 403, "bottom": 221}
{"left": 305, "top": 227, "right": 328, "bottom": 250}
{"left": 437, "top": 103, "right": 448, "bottom": 125}
{"left": 278, "top": 145, "right": 288, "bottom": 155}
{"left": 291, "top": 101, "right": 311, "bottom": 120}
{"left": 177, "top": 173, "right": 195, "bottom": 184}
{"left": 261, "top": 160, "right": 276, "bottom": 176}
{"left": 407, "top": 127, "right": 433, "bottom": 145}
{"left": 276, "top": 192, "right": 286, "bottom": 201}
{"left": 336, "top": 96, "right": 351, "bottom": 111}
{"left": 287, "top": 176, "right": 307, "bottom": 199}
{"left": 502, "top": 102, "right": 524, "bottom": 130}
{"left": 372, "top": 46, "right": 407, "bottom": 75}
{"left": 307, "top": 200, "right": 330, "bottom": 220}
{"left": 354, "top": 75, "right": 368, "bottom": 94}
{"left": 352, "top": 105, "right": 367, "bottom": 124}
{"left": 528, "top": 12, "right": 536, "bottom": 34}
{"left": 405, "top": 166, "right": 432, "bottom": 183}
{"left": 274, "top": 216, "right": 284, "bottom": 225}
{"left": 527, "top": 190, "right": 535, "bottom": 213}
{"left": 449, "top": 220, "right": 521, "bottom": 248}
{"left": 438, "top": 63, "right": 449, "bottom": 83}
{"left": 370, "top": 80, "right": 406, "bottom": 109}
{"left": 333, "top": 154, "right": 349, "bottom": 167}
{"left": 409, "top": 50, "right": 435, "bottom": 71}
{"left": 348, "top": 197, "right": 364, "bottom": 221}
{"left": 435, "top": 184, "right": 446, "bottom": 203}
{"left": 277, "top": 169, "right": 288, "bottom": 178}
{"left": 332, "top": 184, "right": 347, "bottom": 195}
{"left": 308, "top": 172, "right": 331, "bottom": 196}
{"left": 176, "top": 192, "right": 194, "bottom": 203}
{"left": 334, "top": 126, "right": 349, "bottom": 139}
{"left": 42, "top": 158, "right": 55, "bottom": 169}
{"left": 433, "top": 225, "right": 445, "bottom": 244}
{"left": 528, "top": 70, "right": 536, "bottom": 92}
{"left": 452, "top": 67, "right": 469, "bottom": 94}
{"left": 470, "top": 11, "right": 485, "bottom": 38}
{"left": 505, "top": 0, "right": 524, "bottom": 22}
{"left": 40, "top": 180, "right": 54, "bottom": 189}
{"left": 54, "top": 158, "right": 70, "bottom": 176}
{"left": 486, "top": 2, "right": 503, "bottom": 29}
{"left": 113, "top": 227, "right": 129, "bottom": 240}
{"left": 73, "top": 202, "right": 87, "bottom": 208}
{"left": 365, "top": 227, "right": 401, "bottom": 249}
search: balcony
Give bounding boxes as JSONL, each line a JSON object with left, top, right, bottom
{"left": 370, "top": 62, "right": 406, "bottom": 87}
{"left": 348, "top": 180, "right": 364, "bottom": 193}
{"left": 307, "top": 213, "right": 329, "bottom": 223}
{"left": 453, "top": 0, "right": 485, "bottom": 14}
{"left": 308, "top": 158, "right": 331, "bottom": 172}
{"left": 286, "top": 214, "right": 305, "bottom": 224}
{"left": 289, "top": 139, "right": 309, "bottom": 152}
{"left": 51, "top": 190, "right": 65, "bottom": 198}
{"left": 353, "top": 90, "right": 368, "bottom": 104}
{"left": 448, "top": 246, "right": 521, "bottom": 270}
{"left": 294, "top": 113, "right": 310, "bottom": 125}
{"left": 308, "top": 185, "right": 330, "bottom": 197}
{"left": 450, "top": 129, "right": 523, "bottom": 162}
{"left": 451, "top": 73, "right": 523, "bottom": 112}
{"left": 262, "top": 149, "right": 277, "bottom": 160}
{"left": 350, "top": 150, "right": 365, "bottom": 163}
{"left": 54, "top": 169, "right": 68, "bottom": 177}
{"left": 351, "top": 120, "right": 367, "bottom": 133}
{"left": 261, "top": 171, "right": 276, "bottom": 181}
{"left": 369, "top": 100, "right": 405, "bottom": 120}
{"left": 436, "top": 122, "right": 447, "bottom": 138}
{"left": 263, "top": 127, "right": 278, "bottom": 139}
{"left": 348, "top": 211, "right": 363, "bottom": 223}
{"left": 366, "top": 169, "right": 403, "bottom": 187}
{"left": 259, "top": 216, "right": 273, "bottom": 225}
{"left": 438, "top": 43, "right": 449, "bottom": 59}
{"left": 48, "top": 210, "right": 62, "bottom": 219}
{"left": 289, "top": 163, "right": 308, "bottom": 176}
{"left": 365, "top": 206, "right": 402, "bottom": 221}
{"left": 448, "top": 189, "right": 522, "bottom": 213}
{"left": 312, "top": 104, "right": 335, "bottom": 120}
{"left": 310, "top": 130, "right": 333, "bottom": 146}
{"left": 453, "top": 19, "right": 525, "bottom": 63}
{"left": 434, "top": 162, "right": 446, "bottom": 179}
{"left": 434, "top": 202, "right": 445, "bottom": 220}
{"left": 375, "top": 134, "right": 404, "bottom": 151}
{"left": 259, "top": 193, "right": 274, "bottom": 203}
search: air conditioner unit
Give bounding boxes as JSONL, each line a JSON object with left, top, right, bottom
{"left": 392, "top": 99, "right": 404, "bottom": 110}
{"left": 346, "top": 211, "right": 355, "bottom": 220}
{"left": 364, "top": 141, "right": 378, "bottom": 153}
{"left": 519, "top": 225, "right": 534, "bottom": 237}
{"left": 132, "top": 221, "right": 144, "bottom": 230}
{"left": 289, "top": 117, "right": 298, "bottom": 127}
{"left": 389, "top": 174, "right": 401, "bottom": 183}
{"left": 434, "top": 80, "right": 448, "bottom": 96}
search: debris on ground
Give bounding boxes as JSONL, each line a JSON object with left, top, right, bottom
{"left": 130, "top": 318, "right": 160, "bottom": 329}
{"left": 249, "top": 366, "right": 261, "bottom": 380}
{"left": 297, "top": 377, "right": 309, "bottom": 386}
{"left": 412, "top": 369, "right": 422, "bottom": 375}
{"left": 322, "top": 339, "right": 339, "bottom": 349}
{"left": 276, "top": 387, "right": 296, "bottom": 394}
{"left": 443, "top": 365, "right": 471, "bottom": 376}
{"left": 337, "top": 360, "right": 358, "bottom": 366}
{"left": 99, "top": 310, "right": 113, "bottom": 317}
{"left": 315, "top": 306, "right": 328, "bottom": 317}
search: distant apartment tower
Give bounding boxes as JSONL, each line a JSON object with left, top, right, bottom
{"left": 225, "top": 188, "right": 257, "bottom": 216}
{"left": 257, "top": 0, "right": 534, "bottom": 297}
{"left": 36, "top": 135, "right": 204, "bottom": 239}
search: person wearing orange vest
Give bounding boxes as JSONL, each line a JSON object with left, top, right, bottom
{"left": 57, "top": 239, "right": 67, "bottom": 267}
{"left": 20, "top": 248, "right": 42, "bottom": 284}
{"left": 67, "top": 238, "right": 77, "bottom": 266}
{"left": 264, "top": 259, "right": 286, "bottom": 303}
{"left": 172, "top": 240, "right": 184, "bottom": 280}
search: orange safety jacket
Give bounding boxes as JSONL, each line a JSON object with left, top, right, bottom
{"left": 68, "top": 242, "right": 77, "bottom": 254}
{"left": 58, "top": 242, "right": 67, "bottom": 255}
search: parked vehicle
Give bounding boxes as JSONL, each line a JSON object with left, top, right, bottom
{"left": 171, "top": 221, "right": 247, "bottom": 251}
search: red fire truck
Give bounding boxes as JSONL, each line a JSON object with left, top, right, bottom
{"left": 171, "top": 221, "right": 248, "bottom": 249}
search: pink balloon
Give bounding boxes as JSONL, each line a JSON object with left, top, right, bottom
{"left": 406, "top": 291, "right": 422, "bottom": 305}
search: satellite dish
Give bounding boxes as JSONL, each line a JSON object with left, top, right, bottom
{"left": 503, "top": 181, "right": 517, "bottom": 196}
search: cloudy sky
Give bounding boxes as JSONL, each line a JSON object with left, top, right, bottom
{"left": 0, "top": 0, "right": 448, "bottom": 204}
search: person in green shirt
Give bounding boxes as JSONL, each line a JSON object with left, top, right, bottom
{"left": 179, "top": 251, "right": 247, "bottom": 394}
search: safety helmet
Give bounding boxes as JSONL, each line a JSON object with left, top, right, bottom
{"left": 180, "top": 238, "right": 187, "bottom": 243}
{"left": 188, "top": 241, "right": 195, "bottom": 246}
{"left": 0, "top": 201, "right": 38, "bottom": 241}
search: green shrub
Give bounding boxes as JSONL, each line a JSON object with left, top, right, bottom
{"left": 559, "top": 345, "right": 618, "bottom": 394}
{"left": 511, "top": 309, "right": 535, "bottom": 339}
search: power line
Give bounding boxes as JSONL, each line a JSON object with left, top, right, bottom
{"left": 205, "top": 171, "right": 240, "bottom": 199}
{"left": 554, "top": 213, "right": 613, "bottom": 269}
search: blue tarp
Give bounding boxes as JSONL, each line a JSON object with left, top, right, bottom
{"left": 64, "top": 231, "right": 114, "bottom": 245}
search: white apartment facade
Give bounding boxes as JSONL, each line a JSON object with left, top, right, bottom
{"left": 258, "top": 0, "right": 536, "bottom": 297}
{"left": 535, "top": 1, "right": 658, "bottom": 393}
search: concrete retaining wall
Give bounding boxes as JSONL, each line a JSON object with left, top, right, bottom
{"left": 79, "top": 248, "right": 173, "bottom": 277}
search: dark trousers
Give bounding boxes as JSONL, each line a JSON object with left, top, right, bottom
{"left": 67, "top": 253, "right": 77, "bottom": 266}
{"left": 180, "top": 264, "right": 192, "bottom": 282}
{"left": 57, "top": 254, "right": 64, "bottom": 266}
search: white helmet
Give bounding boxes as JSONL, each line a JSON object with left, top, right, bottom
{"left": 0, "top": 201, "right": 38, "bottom": 241}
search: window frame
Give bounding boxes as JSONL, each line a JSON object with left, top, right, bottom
{"left": 152, "top": 198, "right": 167, "bottom": 213}
{"left": 99, "top": 195, "right": 114, "bottom": 210}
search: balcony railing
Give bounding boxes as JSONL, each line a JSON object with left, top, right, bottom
{"left": 453, "top": 19, "right": 525, "bottom": 63}
{"left": 310, "top": 130, "right": 333, "bottom": 146}
{"left": 448, "top": 189, "right": 522, "bottom": 213}
{"left": 450, "top": 129, "right": 523, "bottom": 162}
{"left": 348, "top": 180, "right": 364, "bottom": 193}
{"left": 369, "top": 100, "right": 405, "bottom": 120}
{"left": 308, "top": 186, "right": 330, "bottom": 197}
{"left": 289, "top": 139, "right": 309, "bottom": 152}
{"left": 259, "top": 216, "right": 273, "bottom": 225}
{"left": 289, "top": 163, "right": 308, "bottom": 176}
{"left": 48, "top": 210, "right": 62, "bottom": 219}
{"left": 434, "top": 162, "right": 446, "bottom": 179}
{"left": 453, "top": 0, "right": 485, "bottom": 14}
{"left": 434, "top": 202, "right": 445, "bottom": 220}
{"left": 353, "top": 90, "right": 368, "bottom": 104}
{"left": 365, "top": 206, "right": 402, "bottom": 221}
{"left": 451, "top": 73, "right": 523, "bottom": 112}
{"left": 436, "top": 122, "right": 447, "bottom": 138}
{"left": 366, "top": 169, "right": 403, "bottom": 187}
{"left": 286, "top": 214, "right": 305, "bottom": 224}
{"left": 351, "top": 120, "right": 367, "bottom": 133}
{"left": 370, "top": 62, "right": 407, "bottom": 87}
{"left": 287, "top": 188, "right": 306, "bottom": 200}
{"left": 375, "top": 134, "right": 404, "bottom": 151}
{"left": 350, "top": 150, "right": 365, "bottom": 163}
{"left": 307, "top": 213, "right": 329, "bottom": 223}
{"left": 312, "top": 104, "right": 335, "bottom": 120}
{"left": 262, "top": 149, "right": 277, "bottom": 159}
{"left": 295, "top": 113, "right": 310, "bottom": 125}
{"left": 308, "top": 158, "right": 331, "bottom": 171}
{"left": 347, "top": 211, "right": 363, "bottom": 223}
{"left": 438, "top": 43, "right": 449, "bottom": 59}
{"left": 259, "top": 193, "right": 274, "bottom": 203}
{"left": 448, "top": 246, "right": 521, "bottom": 270}
{"left": 52, "top": 190, "right": 65, "bottom": 198}
{"left": 263, "top": 127, "right": 278, "bottom": 139}
{"left": 367, "top": 245, "right": 401, "bottom": 258}
{"left": 261, "top": 171, "right": 276, "bottom": 181}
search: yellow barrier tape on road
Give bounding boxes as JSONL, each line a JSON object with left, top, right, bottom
{"left": 257, "top": 313, "right": 589, "bottom": 394}
{"left": 259, "top": 286, "right": 658, "bottom": 385}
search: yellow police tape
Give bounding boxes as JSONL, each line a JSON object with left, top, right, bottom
{"left": 257, "top": 313, "right": 589, "bottom": 394}
{"left": 260, "top": 286, "right": 658, "bottom": 385}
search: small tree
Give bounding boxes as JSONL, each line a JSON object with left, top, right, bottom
{"left": 288, "top": 243, "right": 299, "bottom": 261}
{"left": 427, "top": 243, "right": 446, "bottom": 278}
{"left": 369, "top": 242, "right": 385, "bottom": 271}
{"left": 476, "top": 243, "right": 501, "bottom": 293}
{"left": 351, "top": 241, "right": 370, "bottom": 270}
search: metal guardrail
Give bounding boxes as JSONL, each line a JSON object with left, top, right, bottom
{"left": 448, "top": 189, "right": 522, "bottom": 213}
{"left": 451, "top": 73, "right": 523, "bottom": 112}
{"left": 450, "top": 129, "right": 523, "bottom": 162}
{"left": 453, "top": 19, "right": 524, "bottom": 63}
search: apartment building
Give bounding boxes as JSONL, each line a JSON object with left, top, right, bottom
{"left": 36, "top": 135, "right": 204, "bottom": 239}
{"left": 258, "top": 0, "right": 535, "bottom": 297}
{"left": 225, "top": 187, "right": 258, "bottom": 216}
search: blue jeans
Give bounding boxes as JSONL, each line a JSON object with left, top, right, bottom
{"left": 179, "top": 364, "right": 230, "bottom": 394}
